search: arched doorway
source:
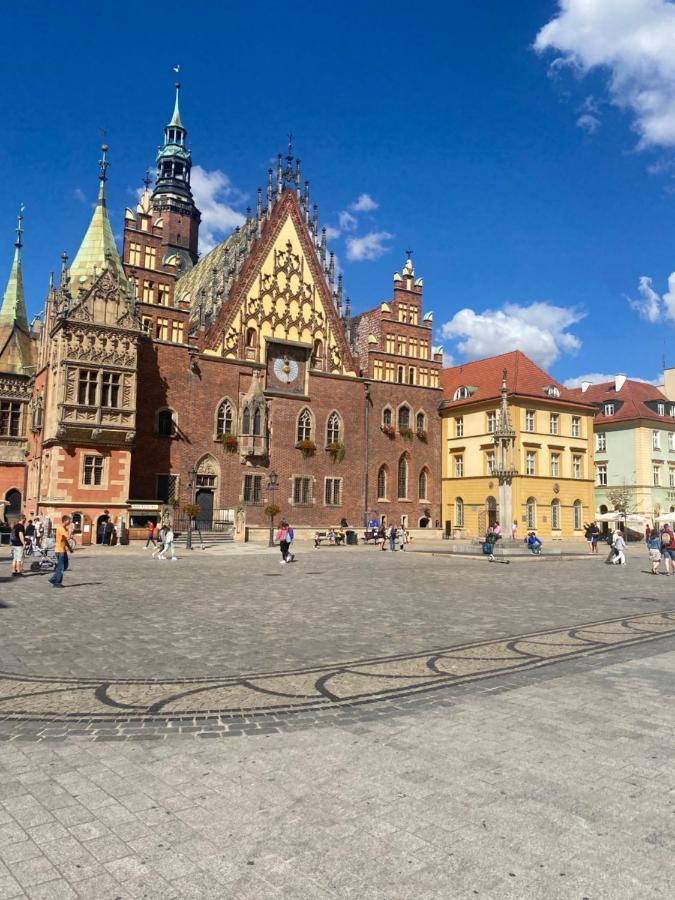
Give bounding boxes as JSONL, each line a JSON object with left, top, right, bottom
{"left": 486, "top": 496, "right": 498, "bottom": 528}
{"left": 4, "top": 489, "right": 21, "bottom": 523}
{"left": 194, "top": 455, "right": 219, "bottom": 529}
{"left": 599, "top": 503, "right": 609, "bottom": 534}
{"left": 96, "top": 512, "right": 110, "bottom": 544}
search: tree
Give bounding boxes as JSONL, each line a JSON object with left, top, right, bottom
{"left": 606, "top": 484, "right": 636, "bottom": 514}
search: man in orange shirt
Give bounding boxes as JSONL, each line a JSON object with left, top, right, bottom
{"left": 49, "top": 515, "right": 72, "bottom": 588}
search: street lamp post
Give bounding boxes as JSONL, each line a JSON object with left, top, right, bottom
{"left": 186, "top": 466, "right": 197, "bottom": 551}
{"left": 267, "top": 470, "right": 279, "bottom": 547}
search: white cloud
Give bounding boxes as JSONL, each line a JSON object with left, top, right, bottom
{"left": 324, "top": 225, "right": 341, "bottom": 241}
{"left": 576, "top": 112, "right": 600, "bottom": 134}
{"left": 440, "top": 302, "right": 584, "bottom": 369}
{"left": 629, "top": 272, "right": 675, "bottom": 323}
{"left": 629, "top": 275, "right": 662, "bottom": 322}
{"left": 350, "top": 193, "right": 379, "bottom": 213}
{"left": 190, "top": 166, "right": 246, "bottom": 255}
{"left": 345, "top": 231, "right": 394, "bottom": 262}
{"left": 338, "top": 210, "right": 357, "bottom": 232}
{"left": 73, "top": 188, "right": 87, "bottom": 204}
{"left": 535, "top": 0, "right": 675, "bottom": 149}
{"left": 563, "top": 372, "right": 661, "bottom": 388}
{"left": 442, "top": 351, "right": 455, "bottom": 368}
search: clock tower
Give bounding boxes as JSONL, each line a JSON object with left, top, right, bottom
{"left": 265, "top": 341, "right": 309, "bottom": 396}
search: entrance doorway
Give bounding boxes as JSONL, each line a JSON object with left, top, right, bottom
{"left": 96, "top": 513, "right": 110, "bottom": 544}
{"left": 486, "top": 496, "right": 498, "bottom": 528}
{"left": 4, "top": 489, "right": 21, "bottom": 523}
{"left": 195, "top": 489, "right": 214, "bottom": 529}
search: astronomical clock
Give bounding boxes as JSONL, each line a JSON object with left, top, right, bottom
{"left": 265, "top": 341, "right": 309, "bottom": 396}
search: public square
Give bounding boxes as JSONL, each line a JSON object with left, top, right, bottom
{"left": 0, "top": 544, "right": 673, "bottom": 898}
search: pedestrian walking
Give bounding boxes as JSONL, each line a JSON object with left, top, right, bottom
{"left": 511, "top": 520, "right": 518, "bottom": 541}
{"left": 10, "top": 515, "right": 26, "bottom": 576}
{"left": 276, "top": 521, "right": 290, "bottom": 563}
{"left": 157, "top": 527, "right": 177, "bottom": 560}
{"left": 114, "top": 518, "right": 123, "bottom": 547}
{"left": 49, "top": 515, "right": 73, "bottom": 588}
{"left": 144, "top": 522, "right": 157, "bottom": 550}
{"left": 151, "top": 525, "right": 167, "bottom": 558}
{"left": 287, "top": 524, "right": 295, "bottom": 562}
{"left": 398, "top": 527, "right": 406, "bottom": 551}
{"left": 388, "top": 524, "right": 397, "bottom": 551}
{"left": 660, "top": 524, "right": 675, "bottom": 574}
{"left": 610, "top": 530, "right": 626, "bottom": 565}
{"left": 647, "top": 532, "right": 663, "bottom": 574}
{"left": 585, "top": 521, "right": 600, "bottom": 554}
{"left": 377, "top": 524, "right": 386, "bottom": 550}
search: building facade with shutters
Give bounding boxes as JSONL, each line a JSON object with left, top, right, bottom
{"left": 0, "top": 87, "right": 443, "bottom": 539}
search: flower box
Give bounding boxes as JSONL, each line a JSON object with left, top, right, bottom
{"left": 399, "top": 427, "right": 414, "bottom": 441}
{"left": 325, "top": 441, "right": 345, "bottom": 462}
{"left": 381, "top": 424, "right": 395, "bottom": 438}
{"left": 219, "top": 431, "right": 238, "bottom": 453}
{"left": 296, "top": 439, "right": 317, "bottom": 458}
{"left": 416, "top": 429, "right": 428, "bottom": 443}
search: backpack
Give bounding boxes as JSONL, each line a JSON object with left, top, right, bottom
{"left": 661, "top": 531, "right": 671, "bottom": 546}
{"left": 287, "top": 527, "right": 294, "bottom": 541}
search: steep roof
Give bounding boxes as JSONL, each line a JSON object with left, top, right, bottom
{"left": 68, "top": 157, "right": 128, "bottom": 295}
{"left": 440, "top": 350, "right": 589, "bottom": 408}
{"left": 174, "top": 226, "right": 250, "bottom": 322}
{"left": 567, "top": 378, "right": 674, "bottom": 425}
{"left": 0, "top": 215, "right": 36, "bottom": 374}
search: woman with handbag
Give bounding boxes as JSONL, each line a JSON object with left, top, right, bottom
{"left": 49, "top": 515, "right": 74, "bottom": 588}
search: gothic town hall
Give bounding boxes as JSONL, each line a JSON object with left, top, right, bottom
{"left": 0, "top": 87, "right": 443, "bottom": 540}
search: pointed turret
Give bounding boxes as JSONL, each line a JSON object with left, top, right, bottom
{"left": 0, "top": 208, "right": 36, "bottom": 374}
{"left": 0, "top": 208, "right": 28, "bottom": 331}
{"left": 68, "top": 146, "right": 128, "bottom": 294}
{"left": 153, "top": 83, "right": 193, "bottom": 202}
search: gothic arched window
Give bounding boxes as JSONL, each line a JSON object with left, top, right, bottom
{"left": 397, "top": 455, "right": 408, "bottom": 499}
{"left": 377, "top": 466, "right": 387, "bottom": 500}
{"left": 216, "top": 399, "right": 234, "bottom": 436}
{"left": 382, "top": 407, "right": 392, "bottom": 427}
{"left": 253, "top": 407, "right": 262, "bottom": 436}
{"left": 526, "top": 497, "right": 537, "bottom": 530}
{"left": 551, "top": 499, "right": 561, "bottom": 530}
{"left": 242, "top": 407, "right": 251, "bottom": 435}
{"left": 297, "top": 408, "right": 312, "bottom": 442}
{"left": 418, "top": 468, "right": 428, "bottom": 501}
{"left": 326, "top": 412, "right": 341, "bottom": 445}
{"left": 398, "top": 405, "right": 411, "bottom": 431}
{"left": 416, "top": 411, "right": 425, "bottom": 432}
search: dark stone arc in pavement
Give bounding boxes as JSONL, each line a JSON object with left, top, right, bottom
{"left": 0, "top": 609, "right": 674, "bottom": 724}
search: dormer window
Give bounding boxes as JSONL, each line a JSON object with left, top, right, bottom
{"left": 545, "top": 385, "right": 560, "bottom": 399}
{"left": 604, "top": 402, "right": 615, "bottom": 417}
{"left": 454, "top": 386, "right": 470, "bottom": 401}
{"left": 658, "top": 402, "right": 665, "bottom": 416}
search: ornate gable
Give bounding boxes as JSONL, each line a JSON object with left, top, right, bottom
{"left": 201, "top": 192, "right": 358, "bottom": 377}
{"left": 66, "top": 268, "right": 140, "bottom": 331}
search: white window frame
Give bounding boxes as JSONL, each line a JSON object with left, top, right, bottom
{"left": 525, "top": 410, "right": 535, "bottom": 432}
{"left": 455, "top": 417, "right": 464, "bottom": 438}
{"left": 573, "top": 456, "right": 581, "bottom": 479}
{"left": 572, "top": 416, "right": 580, "bottom": 438}
{"left": 653, "top": 430, "right": 661, "bottom": 451}
{"left": 549, "top": 413, "right": 559, "bottom": 435}
{"left": 526, "top": 452, "right": 536, "bottom": 476}
{"left": 604, "top": 403, "right": 615, "bottom": 416}
{"left": 596, "top": 432, "right": 606, "bottom": 453}
{"left": 597, "top": 464, "right": 607, "bottom": 486}
{"left": 454, "top": 455, "right": 464, "bottom": 478}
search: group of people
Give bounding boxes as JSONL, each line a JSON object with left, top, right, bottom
{"left": 645, "top": 523, "right": 675, "bottom": 574}
{"left": 374, "top": 524, "right": 410, "bottom": 551}
{"left": 8, "top": 513, "right": 74, "bottom": 586}
{"left": 276, "top": 521, "right": 295, "bottom": 563}
{"left": 143, "top": 522, "right": 177, "bottom": 560}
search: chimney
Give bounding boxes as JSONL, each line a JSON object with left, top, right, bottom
{"left": 615, "top": 374, "right": 627, "bottom": 392}
{"left": 581, "top": 381, "right": 591, "bottom": 393}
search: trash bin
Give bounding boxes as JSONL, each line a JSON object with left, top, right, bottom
{"left": 346, "top": 530, "right": 358, "bottom": 545}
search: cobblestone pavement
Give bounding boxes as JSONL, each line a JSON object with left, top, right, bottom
{"left": 0, "top": 544, "right": 673, "bottom": 897}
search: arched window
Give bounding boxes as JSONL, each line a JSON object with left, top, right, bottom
{"left": 453, "top": 386, "right": 469, "bottom": 401}
{"left": 416, "top": 412, "right": 425, "bottom": 432}
{"left": 242, "top": 407, "right": 251, "bottom": 434}
{"left": 455, "top": 497, "right": 464, "bottom": 528}
{"left": 397, "top": 455, "right": 408, "bottom": 499}
{"left": 573, "top": 500, "right": 582, "bottom": 530}
{"left": 526, "top": 497, "right": 537, "bottom": 530}
{"left": 382, "top": 407, "right": 392, "bottom": 427}
{"left": 551, "top": 499, "right": 561, "bottom": 530}
{"left": 216, "top": 399, "right": 234, "bottom": 436}
{"left": 297, "top": 408, "right": 312, "bottom": 442}
{"left": 156, "top": 409, "right": 175, "bottom": 437}
{"left": 377, "top": 466, "right": 387, "bottom": 500}
{"left": 398, "top": 405, "right": 410, "bottom": 431}
{"left": 326, "top": 412, "right": 341, "bottom": 445}
{"left": 253, "top": 407, "right": 262, "bottom": 436}
{"left": 245, "top": 327, "right": 257, "bottom": 348}
{"left": 418, "top": 468, "right": 428, "bottom": 500}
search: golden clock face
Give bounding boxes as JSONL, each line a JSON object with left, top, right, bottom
{"left": 274, "top": 355, "right": 299, "bottom": 384}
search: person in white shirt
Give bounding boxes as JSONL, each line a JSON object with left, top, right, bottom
{"left": 158, "top": 528, "right": 177, "bottom": 560}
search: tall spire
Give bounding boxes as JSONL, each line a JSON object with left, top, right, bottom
{"left": 153, "top": 82, "right": 193, "bottom": 201}
{"left": 0, "top": 206, "right": 29, "bottom": 330}
{"left": 68, "top": 145, "right": 128, "bottom": 293}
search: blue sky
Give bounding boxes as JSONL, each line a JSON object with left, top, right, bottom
{"left": 3, "top": 0, "right": 675, "bottom": 386}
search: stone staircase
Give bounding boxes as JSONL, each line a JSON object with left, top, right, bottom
{"left": 173, "top": 528, "right": 234, "bottom": 549}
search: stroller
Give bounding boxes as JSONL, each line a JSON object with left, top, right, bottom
{"left": 28, "top": 536, "right": 57, "bottom": 572}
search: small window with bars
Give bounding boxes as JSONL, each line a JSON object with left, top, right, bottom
{"left": 156, "top": 474, "right": 179, "bottom": 503}
{"left": 83, "top": 455, "right": 104, "bottom": 486}
{"left": 243, "top": 474, "right": 263, "bottom": 504}
{"left": 0, "top": 401, "right": 21, "bottom": 437}
{"left": 325, "top": 478, "right": 342, "bottom": 506}
{"left": 293, "top": 477, "right": 313, "bottom": 506}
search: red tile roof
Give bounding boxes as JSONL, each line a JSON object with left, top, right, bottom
{"left": 567, "top": 378, "right": 674, "bottom": 425}
{"left": 440, "top": 350, "right": 591, "bottom": 408}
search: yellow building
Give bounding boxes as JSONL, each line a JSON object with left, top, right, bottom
{"left": 440, "top": 351, "right": 595, "bottom": 540}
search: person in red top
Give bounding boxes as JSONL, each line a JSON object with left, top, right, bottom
{"left": 144, "top": 522, "right": 157, "bottom": 550}
{"left": 660, "top": 525, "right": 675, "bottom": 575}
